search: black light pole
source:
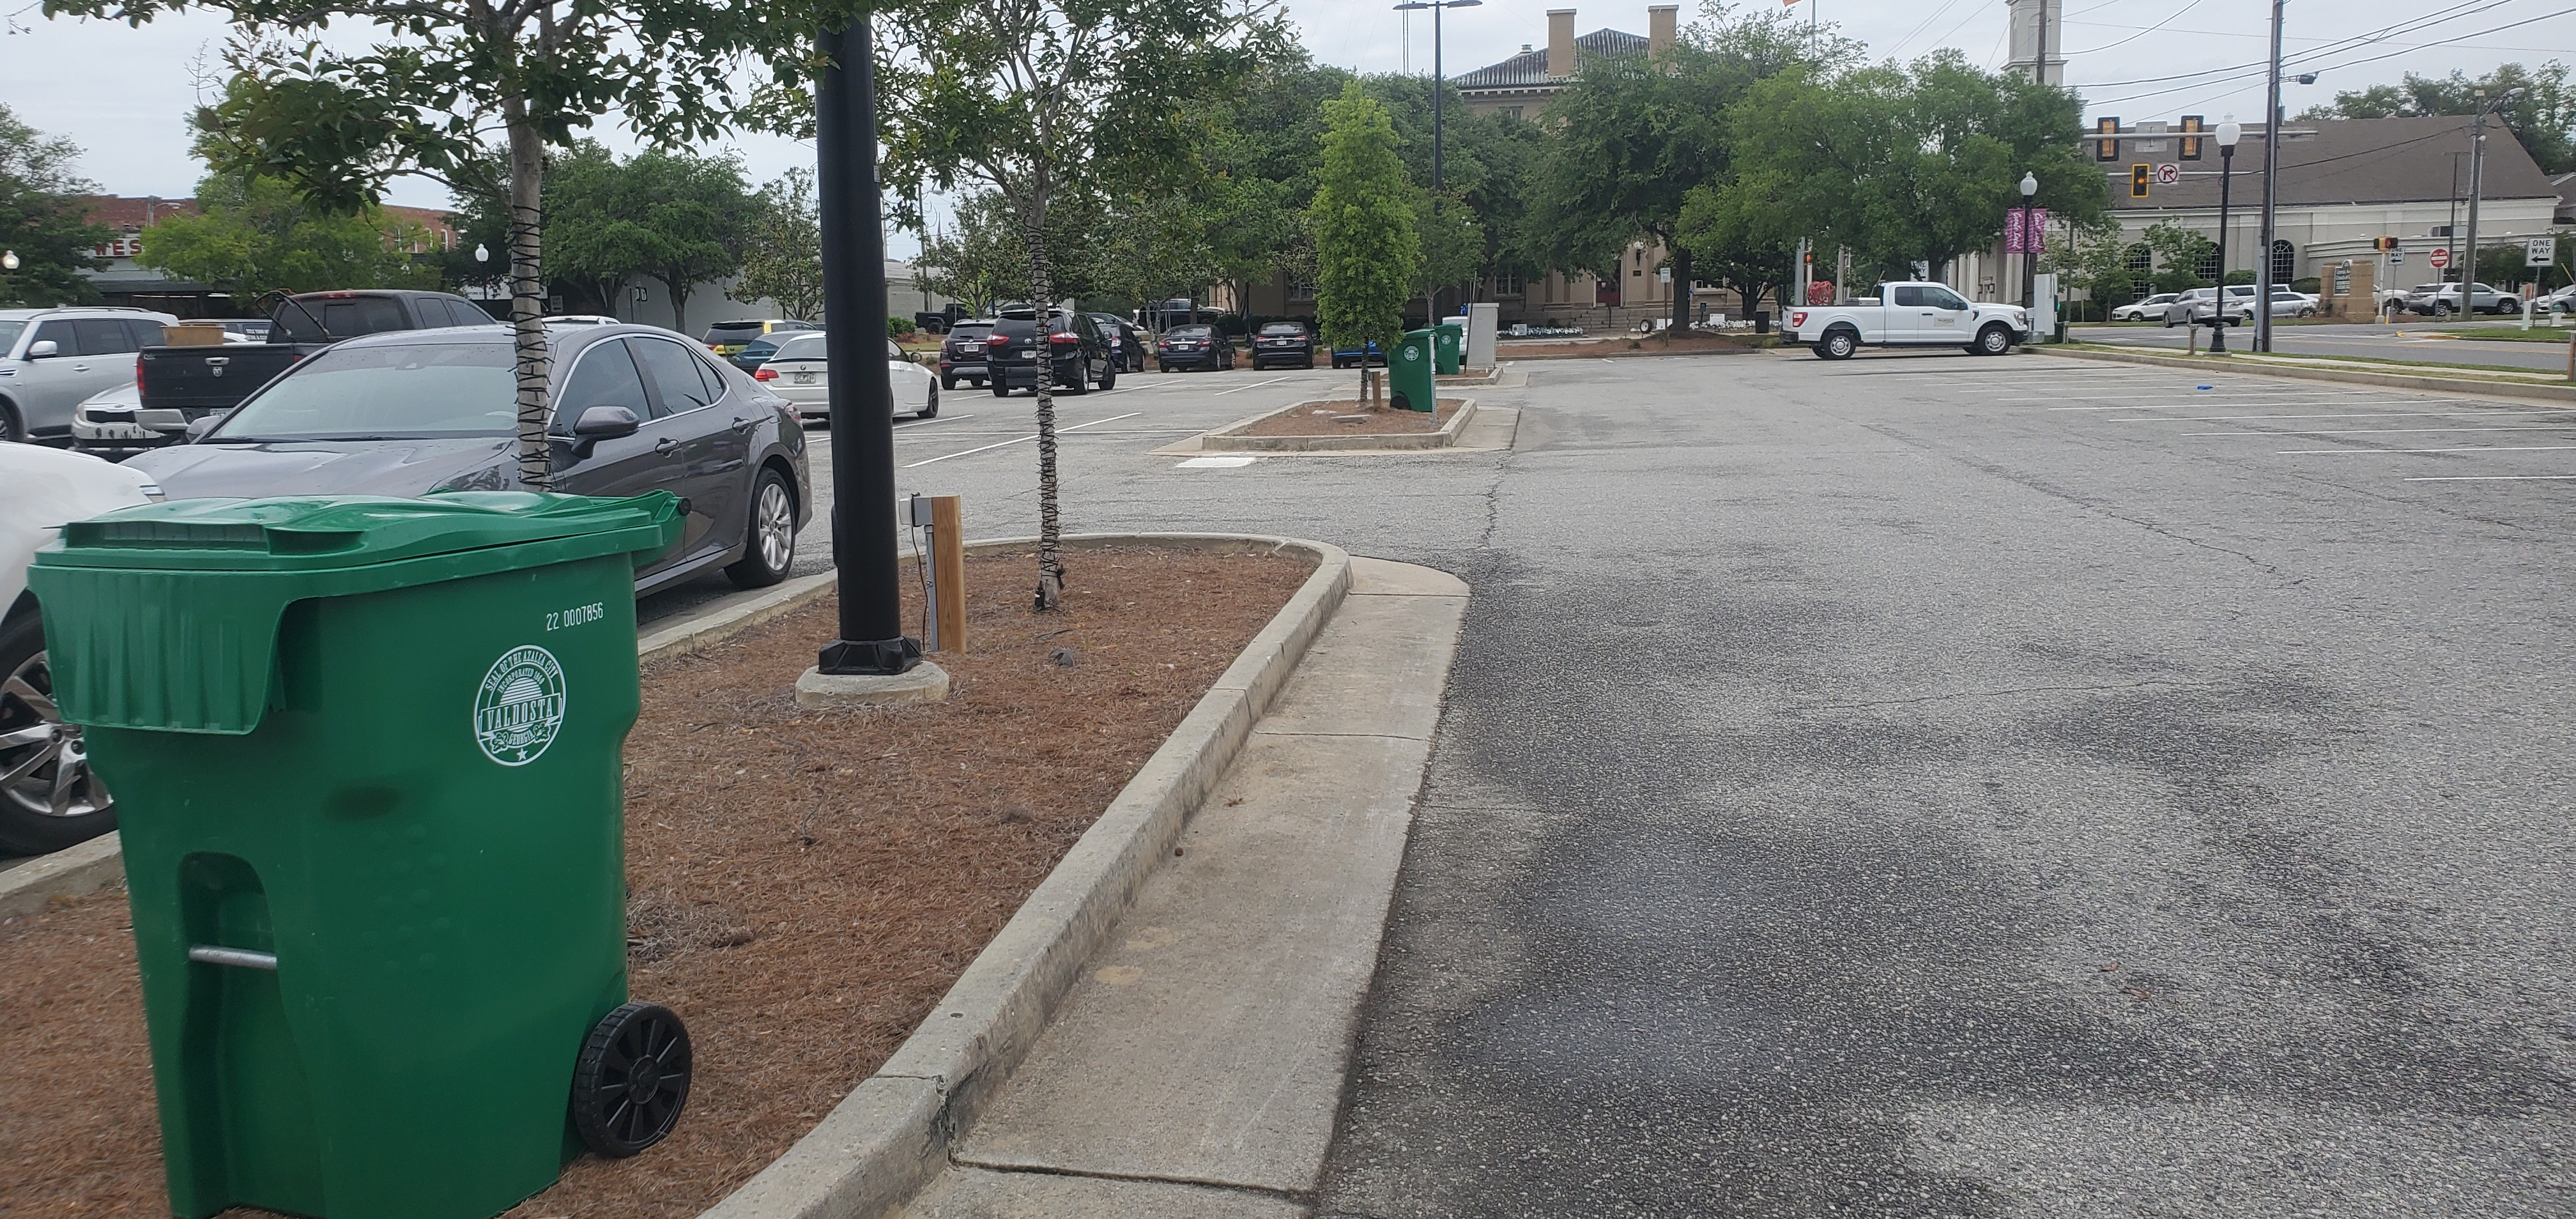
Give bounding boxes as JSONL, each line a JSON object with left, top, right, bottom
{"left": 814, "top": 17, "right": 921, "bottom": 677}
{"left": 2211, "top": 116, "right": 2239, "bottom": 355}
{"left": 2019, "top": 171, "right": 2038, "bottom": 309}
{"left": 1393, "top": 0, "right": 1479, "bottom": 324}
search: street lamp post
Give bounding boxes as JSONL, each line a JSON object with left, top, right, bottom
{"left": 1392, "top": 0, "right": 1480, "bottom": 324}
{"left": 2255, "top": 0, "right": 2284, "bottom": 352}
{"left": 2464, "top": 86, "right": 2527, "bottom": 316}
{"left": 811, "top": 17, "right": 920, "bottom": 678}
{"left": 2211, "top": 116, "right": 2241, "bottom": 355}
{"left": 2019, "top": 172, "right": 2038, "bottom": 309}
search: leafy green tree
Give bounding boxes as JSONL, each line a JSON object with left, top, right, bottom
{"left": 542, "top": 144, "right": 751, "bottom": 334}
{"left": 1533, "top": 10, "right": 1825, "bottom": 333}
{"left": 2037, "top": 215, "right": 2135, "bottom": 319}
{"left": 2301, "top": 62, "right": 2575, "bottom": 174}
{"left": 1722, "top": 50, "right": 2104, "bottom": 295}
{"left": 0, "top": 103, "right": 108, "bottom": 307}
{"left": 1308, "top": 83, "right": 1417, "bottom": 403}
{"left": 730, "top": 169, "right": 826, "bottom": 323}
{"left": 50, "top": 1, "right": 778, "bottom": 488}
{"left": 860, "top": 0, "right": 1292, "bottom": 608}
{"left": 140, "top": 168, "right": 439, "bottom": 296}
{"left": 2140, "top": 220, "right": 2216, "bottom": 295}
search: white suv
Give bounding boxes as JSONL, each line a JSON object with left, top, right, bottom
{"left": 0, "top": 307, "right": 180, "bottom": 444}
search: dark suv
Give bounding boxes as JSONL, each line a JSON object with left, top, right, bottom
{"left": 986, "top": 312, "right": 1116, "bottom": 395}
{"left": 1249, "top": 321, "right": 1315, "bottom": 370}
{"left": 940, "top": 319, "right": 997, "bottom": 389}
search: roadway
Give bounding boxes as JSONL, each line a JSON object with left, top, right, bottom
{"left": 2072, "top": 319, "right": 2573, "bottom": 373}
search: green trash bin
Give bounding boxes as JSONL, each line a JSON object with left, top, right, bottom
{"left": 1433, "top": 321, "right": 1464, "bottom": 375}
{"left": 27, "top": 491, "right": 686, "bottom": 1219}
{"left": 1391, "top": 328, "right": 1438, "bottom": 413}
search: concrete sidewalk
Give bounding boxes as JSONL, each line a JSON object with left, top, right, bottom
{"left": 898, "top": 558, "right": 1468, "bottom": 1218}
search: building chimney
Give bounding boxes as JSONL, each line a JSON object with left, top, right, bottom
{"left": 1648, "top": 4, "right": 1676, "bottom": 56}
{"left": 1548, "top": 9, "right": 1577, "bottom": 77}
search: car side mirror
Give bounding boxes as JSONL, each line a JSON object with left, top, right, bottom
{"left": 26, "top": 340, "right": 57, "bottom": 358}
{"left": 572, "top": 404, "right": 641, "bottom": 440}
{"left": 185, "top": 414, "right": 224, "bottom": 441}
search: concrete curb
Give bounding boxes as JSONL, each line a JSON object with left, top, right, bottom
{"left": 640, "top": 569, "right": 842, "bottom": 665}
{"left": 697, "top": 533, "right": 1351, "bottom": 1219}
{"left": 0, "top": 831, "right": 124, "bottom": 921}
{"left": 1199, "top": 398, "right": 1478, "bottom": 453}
{"left": 2042, "top": 346, "right": 2576, "bottom": 402}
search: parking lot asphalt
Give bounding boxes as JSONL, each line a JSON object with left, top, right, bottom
{"left": 1312, "top": 347, "right": 2576, "bottom": 1216}
{"left": 2073, "top": 321, "right": 2574, "bottom": 373}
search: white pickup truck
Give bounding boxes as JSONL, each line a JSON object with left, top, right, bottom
{"left": 1785, "top": 282, "right": 2030, "bottom": 360}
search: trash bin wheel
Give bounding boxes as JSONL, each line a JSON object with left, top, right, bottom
{"left": 571, "top": 1001, "right": 693, "bottom": 1158}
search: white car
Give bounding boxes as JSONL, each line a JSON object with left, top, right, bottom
{"left": 0, "top": 306, "right": 180, "bottom": 444}
{"left": 1, "top": 445, "right": 158, "bottom": 854}
{"left": 2110, "top": 293, "right": 2180, "bottom": 322}
{"left": 756, "top": 332, "right": 938, "bottom": 422}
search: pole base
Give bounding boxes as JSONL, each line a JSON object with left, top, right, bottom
{"left": 817, "top": 636, "right": 923, "bottom": 676}
{"left": 795, "top": 661, "right": 950, "bottom": 709}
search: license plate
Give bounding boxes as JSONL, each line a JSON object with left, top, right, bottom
{"left": 1023, "top": 352, "right": 1038, "bottom": 360}
{"left": 793, "top": 371, "right": 816, "bottom": 385}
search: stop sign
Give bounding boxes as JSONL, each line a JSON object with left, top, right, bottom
{"left": 2430, "top": 247, "right": 2451, "bottom": 269}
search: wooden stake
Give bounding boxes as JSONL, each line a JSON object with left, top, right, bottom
{"left": 929, "top": 494, "right": 966, "bottom": 653}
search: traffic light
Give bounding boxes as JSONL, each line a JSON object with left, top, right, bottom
{"left": 2131, "top": 164, "right": 2150, "bottom": 198}
{"left": 2373, "top": 236, "right": 2399, "bottom": 252}
{"left": 2179, "top": 114, "right": 2204, "bottom": 161}
{"left": 2095, "top": 117, "right": 2121, "bottom": 162}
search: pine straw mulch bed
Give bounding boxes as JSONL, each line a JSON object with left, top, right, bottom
{"left": 1239, "top": 398, "right": 1466, "bottom": 436}
{"left": 0, "top": 544, "right": 1317, "bottom": 1219}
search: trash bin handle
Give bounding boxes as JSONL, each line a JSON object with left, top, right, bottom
{"left": 188, "top": 944, "right": 279, "bottom": 970}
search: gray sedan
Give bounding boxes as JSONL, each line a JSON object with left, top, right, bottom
{"left": 128, "top": 325, "right": 811, "bottom": 594}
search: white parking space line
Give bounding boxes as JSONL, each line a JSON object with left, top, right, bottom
{"left": 2188, "top": 425, "right": 2576, "bottom": 436}
{"left": 894, "top": 413, "right": 977, "bottom": 429}
{"left": 2277, "top": 445, "right": 2576, "bottom": 455}
{"left": 2405, "top": 474, "right": 2576, "bottom": 481}
{"left": 902, "top": 412, "right": 1144, "bottom": 468}
{"left": 2115, "top": 410, "right": 2576, "bottom": 422}
{"left": 1213, "top": 376, "right": 1296, "bottom": 396}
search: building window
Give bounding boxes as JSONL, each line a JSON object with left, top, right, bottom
{"left": 2196, "top": 248, "right": 2220, "bottom": 281}
{"left": 1288, "top": 277, "right": 1317, "bottom": 301}
{"left": 1489, "top": 271, "right": 1523, "bottom": 296}
{"left": 2270, "top": 239, "right": 2296, "bottom": 283}
{"left": 1501, "top": 107, "right": 1522, "bottom": 121}
{"left": 2124, "top": 243, "right": 2152, "bottom": 274}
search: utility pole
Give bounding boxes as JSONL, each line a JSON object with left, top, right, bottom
{"left": 2466, "top": 97, "right": 2488, "bottom": 309}
{"left": 811, "top": 17, "right": 921, "bottom": 678}
{"left": 2255, "top": 0, "right": 2283, "bottom": 353}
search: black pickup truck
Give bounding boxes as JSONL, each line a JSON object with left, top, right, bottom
{"left": 115, "top": 289, "right": 493, "bottom": 449}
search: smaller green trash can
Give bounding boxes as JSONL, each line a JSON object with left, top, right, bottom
{"left": 29, "top": 491, "right": 687, "bottom": 1219}
{"left": 1433, "top": 321, "right": 1464, "bottom": 375}
{"left": 1391, "top": 329, "right": 1438, "bottom": 413}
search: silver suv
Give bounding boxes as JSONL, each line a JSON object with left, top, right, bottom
{"left": 0, "top": 307, "right": 180, "bottom": 443}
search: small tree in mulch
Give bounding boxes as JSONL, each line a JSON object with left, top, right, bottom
{"left": 1308, "top": 82, "right": 1418, "bottom": 408}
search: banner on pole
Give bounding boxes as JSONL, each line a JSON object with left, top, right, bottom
{"left": 2004, "top": 208, "right": 2027, "bottom": 253}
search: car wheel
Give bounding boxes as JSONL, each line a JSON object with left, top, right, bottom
{"left": 993, "top": 381, "right": 1012, "bottom": 396}
{"left": 940, "top": 374, "right": 956, "bottom": 390}
{"left": 0, "top": 612, "right": 116, "bottom": 855}
{"left": 1096, "top": 364, "right": 1117, "bottom": 391}
{"left": 1974, "top": 323, "right": 2012, "bottom": 355}
{"left": 2434, "top": 302, "right": 2453, "bottom": 319}
{"left": 2298, "top": 307, "right": 2315, "bottom": 318}
{"left": 0, "top": 399, "right": 21, "bottom": 445}
{"left": 1059, "top": 367, "right": 1089, "bottom": 395}
{"left": 917, "top": 382, "right": 939, "bottom": 419}
{"left": 1818, "top": 330, "right": 1857, "bottom": 360}
{"left": 724, "top": 469, "right": 797, "bottom": 590}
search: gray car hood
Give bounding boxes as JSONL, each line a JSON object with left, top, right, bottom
{"left": 126, "top": 436, "right": 516, "bottom": 500}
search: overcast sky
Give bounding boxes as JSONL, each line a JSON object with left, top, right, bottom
{"left": 5, "top": 0, "right": 2571, "bottom": 258}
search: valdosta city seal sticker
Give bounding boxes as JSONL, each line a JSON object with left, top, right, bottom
{"left": 473, "top": 645, "right": 567, "bottom": 766}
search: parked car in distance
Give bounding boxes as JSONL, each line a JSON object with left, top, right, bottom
{"left": 544, "top": 314, "right": 622, "bottom": 327}
{"left": 1250, "top": 321, "right": 1316, "bottom": 370}
{"left": 1157, "top": 323, "right": 1235, "bottom": 372}
{"left": 1330, "top": 338, "right": 1386, "bottom": 369}
{"left": 2161, "top": 285, "right": 2257, "bottom": 326}
{"left": 702, "top": 318, "right": 816, "bottom": 358}
{"left": 68, "top": 381, "right": 166, "bottom": 459}
{"left": 1, "top": 443, "right": 158, "bottom": 852}
{"left": 1087, "top": 312, "right": 1149, "bottom": 372}
{"left": 0, "top": 306, "right": 180, "bottom": 444}
{"left": 730, "top": 336, "right": 788, "bottom": 373}
{"left": 1786, "top": 281, "right": 2030, "bottom": 358}
{"left": 757, "top": 332, "right": 938, "bottom": 422}
{"left": 128, "top": 325, "right": 810, "bottom": 594}
{"left": 940, "top": 319, "right": 997, "bottom": 389}
{"left": 2539, "top": 284, "right": 2576, "bottom": 313}
{"left": 915, "top": 305, "right": 969, "bottom": 334}
{"left": 988, "top": 312, "right": 1117, "bottom": 394}
{"left": 2110, "top": 293, "right": 2180, "bottom": 323}
{"left": 2224, "top": 286, "right": 2319, "bottom": 320}
{"left": 2400, "top": 282, "right": 2513, "bottom": 317}
{"left": 137, "top": 289, "right": 493, "bottom": 427}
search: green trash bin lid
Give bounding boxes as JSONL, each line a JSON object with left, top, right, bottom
{"left": 30, "top": 492, "right": 681, "bottom": 735}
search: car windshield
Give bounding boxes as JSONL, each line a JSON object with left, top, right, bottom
{"left": 0, "top": 320, "right": 25, "bottom": 354}
{"left": 211, "top": 341, "right": 518, "bottom": 440}
{"left": 1259, "top": 323, "right": 1303, "bottom": 335}
{"left": 740, "top": 339, "right": 779, "bottom": 357}
{"left": 772, "top": 334, "right": 829, "bottom": 360}
{"left": 1167, "top": 326, "right": 1214, "bottom": 339}
{"left": 950, "top": 325, "right": 993, "bottom": 342}
{"left": 703, "top": 323, "right": 767, "bottom": 343}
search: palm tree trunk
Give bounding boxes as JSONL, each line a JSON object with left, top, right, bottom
{"left": 1022, "top": 213, "right": 1066, "bottom": 610}
{"left": 503, "top": 103, "right": 551, "bottom": 491}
